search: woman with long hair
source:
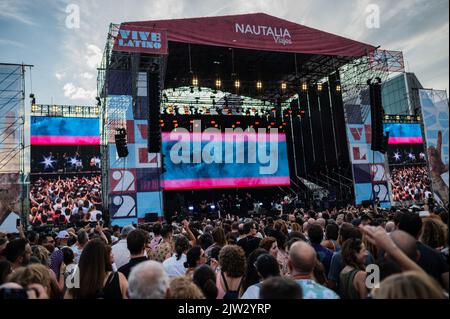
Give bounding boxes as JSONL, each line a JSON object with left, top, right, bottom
{"left": 65, "top": 239, "right": 128, "bottom": 299}
{"left": 339, "top": 238, "right": 369, "bottom": 299}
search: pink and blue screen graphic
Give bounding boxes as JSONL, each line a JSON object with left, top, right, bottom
{"left": 383, "top": 123, "right": 423, "bottom": 145}
{"left": 31, "top": 116, "right": 100, "bottom": 145}
{"left": 161, "top": 132, "right": 290, "bottom": 190}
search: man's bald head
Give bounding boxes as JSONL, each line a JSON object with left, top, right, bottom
{"left": 288, "top": 241, "right": 316, "bottom": 274}
{"left": 390, "top": 230, "right": 419, "bottom": 261}
{"left": 385, "top": 221, "right": 396, "bottom": 233}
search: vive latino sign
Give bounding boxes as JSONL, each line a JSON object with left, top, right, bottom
{"left": 113, "top": 25, "right": 168, "bottom": 54}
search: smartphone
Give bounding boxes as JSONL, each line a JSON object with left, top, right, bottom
{"left": 16, "top": 219, "right": 21, "bottom": 228}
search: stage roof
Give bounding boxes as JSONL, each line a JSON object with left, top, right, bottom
{"left": 123, "top": 13, "right": 376, "bottom": 57}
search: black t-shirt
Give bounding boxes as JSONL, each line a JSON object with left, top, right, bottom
{"left": 416, "top": 242, "right": 448, "bottom": 285}
{"left": 118, "top": 256, "right": 148, "bottom": 279}
{"left": 237, "top": 236, "right": 261, "bottom": 257}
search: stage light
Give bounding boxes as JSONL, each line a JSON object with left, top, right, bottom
{"left": 31, "top": 104, "right": 38, "bottom": 112}
{"left": 214, "top": 124, "right": 218, "bottom": 128}
{"left": 406, "top": 115, "right": 411, "bottom": 121}
{"left": 192, "top": 77, "right": 198, "bottom": 86}
{"left": 256, "top": 81, "right": 262, "bottom": 89}
{"left": 336, "top": 84, "right": 341, "bottom": 92}
{"left": 215, "top": 79, "right": 221, "bottom": 88}
{"left": 174, "top": 123, "right": 179, "bottom": 128}
{"left": 281, "top": 82, "right": 287, "bottom": 90}
{"left": 188, "top": 206, "right": 194, "bottom": 211}
{"left": 210, "top": 205, "right": 216, "bottom": 210}
{"left": 270, "top": 122, "right": 275, "bottom": 126}
{"left": 232, "top": 124, "right": 235, "bottom": 128}
{"left": 301, "top": 83, "right": 308, "bottom": 91}
{"left": 279, "top": 125, "right": 283, "bottom": 129}
{"left": 172, "top": 120, "right": 177, "bottom": 123}
{"left": 255, "top": 121, "right": 260, "bottom": 125}
{"left": 93, "top": 106, "right": 99, "bottom": 114}
{"left": 236, "top": 121, "right": 241, "bottom": 125}
{"left": 234, "top": 80, "right": 240, "bottom": 88}
{"left": 416, "top": 115, "right": 421, "bottom": 121}
{"left": 384, "top": 115, "right": 390, "bottom": 120}
{"left": 317, "top": 83, "right": 323, "bottom": 92}
{"left": 396, "top": 115, "right": 401, "bottom": 120}
{"left": 160, "top": 119, "right": 164, "bottom": 123}
{"left": 75, "top": 106, "right": 81, "bottom": 113}
{"left": 211, "top": 120, "right": 216, "bottom": 124}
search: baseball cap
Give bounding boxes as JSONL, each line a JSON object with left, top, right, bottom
{"left": 56, "top": 230, "right": 70, "bottom": 239}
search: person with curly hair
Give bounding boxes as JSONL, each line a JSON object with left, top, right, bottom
{"left": 216, "top": 245, "right": 246, "bottom": 299}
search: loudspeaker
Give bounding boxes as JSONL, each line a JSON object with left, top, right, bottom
{"left": 145, "top": 213, "right": 159, "bottom": 223}
{"left": 369, "top": 79, "right": 387, "bottom": 153}
{"left": 115, "top": 128, "right": 128, "bottom": 158}
{"left": 147, "top": 65, "right": 162, "bottom": 153}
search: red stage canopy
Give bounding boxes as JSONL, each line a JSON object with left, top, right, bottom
{"left": 123, "top": 13, "right": 376, "bottom": 57}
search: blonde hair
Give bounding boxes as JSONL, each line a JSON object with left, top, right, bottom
{"left": 169, "top": 276, "right": 205, "bottom": 299}
{"left": 373, "top": 271, "right": 445, "bottom": 299}
{"left": 291, "top": 223, "right": 301, "bottom": 232}
{"left": 7, "top": 263, "right": 51, "bottom": 292}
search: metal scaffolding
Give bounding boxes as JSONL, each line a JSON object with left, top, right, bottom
{"left": 0, "top": 63, "right": 32, "bottom": 221}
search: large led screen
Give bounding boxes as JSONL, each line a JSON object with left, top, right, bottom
{"left": 30, "top": 116, "right": 101, "bottom": 174}
{"left": 383, "top": 122, "right": 431, "bottom": 203}
{"left": 161, "top": 131, "right": 290, "bottom": 190}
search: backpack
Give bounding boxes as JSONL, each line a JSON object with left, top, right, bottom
{"left": 221, "top": 271, "right": 242, "bottom": 300}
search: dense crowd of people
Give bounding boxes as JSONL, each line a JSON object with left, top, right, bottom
{"left": 0, "top": 201, "right": 448, "bottom": 299}
{"left": 390, "top": 165, "right": 432, "bottom": 203}
{"left": 28, "top": 175, "right": 103, "bottom": 227}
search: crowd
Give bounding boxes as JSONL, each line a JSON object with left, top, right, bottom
{"left": 390, "top": 165, "right": 432, "bottom": 203}
{"left": 0, "top": 201, "right": 448, "bottom": 299}
{"left": 28, "top": 175, "right": 103, "bottom": 227}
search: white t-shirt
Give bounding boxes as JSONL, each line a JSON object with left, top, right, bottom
{"left": 90, "top": 210, "right": 102, "bottom": 221}
{"left": 241, "top": 283, "right": 261, "bottom": 299}
{"left": 163, "top": 254, "right": 187, "bottom": 278}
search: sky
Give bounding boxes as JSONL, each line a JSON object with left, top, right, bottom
{"left": 0, "top": 0, "right": 448, "bottom": 106}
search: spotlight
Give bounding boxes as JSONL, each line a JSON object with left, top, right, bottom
{"left": 188, "top": 205, "right": 194, "bottom": 211}
{"left": 234, "top": 80, "right": 240, "bottom": 89}
{"left": 336, "top": 84, "right": 341, "bottom": 92}
{"left": 301, "top": 83, "right": 308, "bottom": 92}
{"left": 192, "top": 77, "right": 198, "bottom": 86}
{"left": 281, "top": 82, "right": 287, "bottom": 90}
{"left": 317, "top": 83, "right": 323, "bottom": 92}
{"left": 215, "top": 79, "right": 221, "bottom": 88}
{"left": 416, "top": 115, "right": 421, "bottom": 121}
{"left": 384, "top": 115, "right": 390, "bottom": 120}
{"left": 256, "top": 81, "right": 262, "bottom": 89}
{"left": 210, "top": 205, "right": 216, "bottom": 210}
{"left": 31, "top": 104, "right": 38, "bottom": 112}
{"left": 75, "top": 106, "right": 81, "bottom": 113}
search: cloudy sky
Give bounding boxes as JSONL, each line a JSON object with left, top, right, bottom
{"left": 0, "top": 0, "right": 448, "bottom": 105}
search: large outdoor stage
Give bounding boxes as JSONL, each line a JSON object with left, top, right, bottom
{"left": 95, "top": 13, "right": 418, "bottom": 226}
